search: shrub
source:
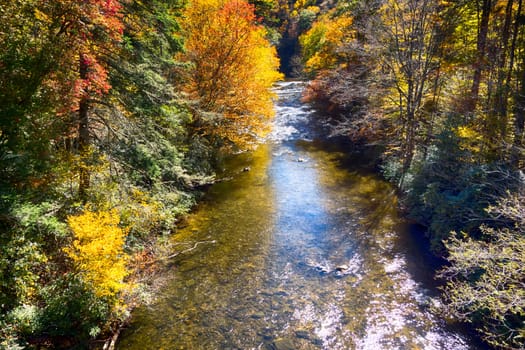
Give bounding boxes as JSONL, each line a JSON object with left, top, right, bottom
{"left": 65, "top": 209, "right": 130, "bottom": 301}
{"left": 439, "top": 190, "right": 525, "bottom": 349}
{"left": 37, "top": 274, "right": 111, "bottom": 341}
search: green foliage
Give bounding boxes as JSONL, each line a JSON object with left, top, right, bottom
{"left": 0, "top": 200, "right": 110, "bottom": 346}
{"left": 0, "top": 201, "right": 67, "bottom": 311}
{"left": 249, "top": 0, "right": 279, "bottom": 25}
{"left": 107, "top": 0, "right": 216, "bottom": 189}
{"left": 6, "top": 304, "right": 41, "bottom": 337}
{"left": 297, "top": 7, "right": 319, "bottom": 33}
{"left": 37, "top": 274, "right": 112, "bottom": 341}
{"left": 0, "top": 318, "right": 27, "bottom": 350}
{"left": 0, "top": 233, "right": 46, "bottom": 307}
{"left": 265, "top": 27, "right": 283, "bottom": 46}
{"left": 0, "top": 0, "right": 66, "bottom": 187}
{"left": 439, "top": 190, "right": 525, "bottom": 349}
{"left": 405, "top": 122, "right": 520, "bottom": 253}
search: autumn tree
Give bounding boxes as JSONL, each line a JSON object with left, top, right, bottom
{"left": 375, "top": 0, "right": 444, "bottom": 186}
{"left": 180, "top": 0, "right": 282, "bottom": 148}
{"left": 444, "top": 0, "right": 525, "bottom": 161}
{"left": 300, "top": 12, "right": 354, "bottom": 73}
{"left": 514, "top": 0, "right": 525, "bottom": 165}
{"left": 17, "top": 0, "right": 123, "bottom": 196}
{"left": 69, "top": 0, "right": 123, "bottom": 196}
{"left": 468, "top": 0, "right": 493, "bottom": 113}
{"left": 488, "top": 0, "right": 524, "bottom": 160}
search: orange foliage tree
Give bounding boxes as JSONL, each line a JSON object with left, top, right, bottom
{"left": 181, "top": 0, "right": 283, "bottom": 147}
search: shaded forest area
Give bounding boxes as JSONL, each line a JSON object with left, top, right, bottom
{"left": 1, "top": 0, "right": 524, "bottom": 349}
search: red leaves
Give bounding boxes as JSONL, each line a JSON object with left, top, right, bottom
{"left": 104, "top": 0, "right": 121, "bottom": 14}
{"left": 36, "top": 0, "right": 123, "bottom": 113}
{"left": 89, "top": 0, "right": 124, "bottom": 39}
{"left": 75, "top": 53, "right": 111, "bottom": 102}
{"left": 58, "top": 0, "right": 122, "bottom": 104}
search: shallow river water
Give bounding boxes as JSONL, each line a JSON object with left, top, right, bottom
{"left": 117, "top": 82, "right": 482, "bottom": 350}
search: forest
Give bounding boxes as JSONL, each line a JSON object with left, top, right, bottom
{"left": 0, "top": 0, "right": 523, "bottom": 349}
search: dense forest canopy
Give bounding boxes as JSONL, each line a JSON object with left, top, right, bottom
{"left": 1, "top": 0, "right": 524, "bottom": 349}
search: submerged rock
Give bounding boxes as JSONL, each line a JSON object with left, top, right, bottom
{"left": 335, "top": 264, "right": 349, "bottom": 272}
{"left": 250, "top": 311, "right": 265, "bottom": 319}
{"left": 294, "top": 329, "right": 310, "bottom": 339}
{"left": 334, "top": 270, "right": 345, "bottom": 279}
{"left": 268, "top": 338, "right": 295, "bottom": 350}
{"left": 258, "top": 327, "right": 274, "bottom": 341}
{"left": 273, "top": 289, "right": 288, "bottom": 296}
{"left": 315, "top": 265, "right": 330, "bottom": 274}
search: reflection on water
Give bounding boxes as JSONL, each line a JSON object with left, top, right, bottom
{"left": 117, "top": 82, "right": 477, "bottom": 349}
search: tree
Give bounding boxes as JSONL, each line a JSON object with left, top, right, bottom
{"left": 70, "top": 0, "right": 123, "bottom": 197}
{"left": 20, "top": 0, "right": 124, "bottom": 197}
{"left": 439, "top": 188, "right": 525, "bottom": 349}
{"left": 469, "top": 0, "right": 493, "bottom": 113}
{"left": 511, "top": 0, "right": 524, "bottom": 166}
{"left": 446, "top": 0, "right": 525, "bottom": 161}
{"left": 0, "top": 0, "right": 70, "bottom": 188}
{"left": 375, "top": 0, "right": 443, "bottom": 186}
{"left": 299, "top": 11, "right": 354, "bottom": 73}
{"left": 180, "top": 0, "right": 282, "bottom": 148}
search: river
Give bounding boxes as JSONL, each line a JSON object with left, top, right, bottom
{"left": 117, "top": 81, "right": 482, "bottom": 349}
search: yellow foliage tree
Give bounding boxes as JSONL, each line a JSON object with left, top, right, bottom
{"left": 65, "top": 209, "right": 130, "bottom": 300}
{"left": 181, "top": 0, "right": 283, "bottom": 147}
{"left": 299, "top": 12, "right": 354, "bottom": 72}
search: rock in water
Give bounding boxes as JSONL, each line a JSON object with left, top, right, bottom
{"left": 268, "top": 338, "right": 295, "bottom": 350}
{"left": 315, "top": 265, "right": 330, "bottom": 274}
{"left": 335, "top": 264, "right": 349, "bottom": 272}
{"left": 250, "top": 311, "right": 265, "bottom": 319}
{"left": 295, "top": 329, "right": 310, "bottom": 339}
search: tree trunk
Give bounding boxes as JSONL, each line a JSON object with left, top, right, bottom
{"left": 492, "top": 0, "right": 514, "bottom": 140}
{"left": 399, "top": 108, "right": 416, "bottom": 189}
{"left": 511, "top": 0, "right": 524, "bottom": 167}
{"left": 469, "top": 0, "right": 492, "bottom": 113}
{"left": 515, "top": 69, "right": 525, "bottom": 166}
{"left": 78, "top": 54, "right": 90, "bottom": 199}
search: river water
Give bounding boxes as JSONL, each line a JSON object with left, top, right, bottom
{"left": 117, "top": 82, "right": 480, "bottom": 349}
